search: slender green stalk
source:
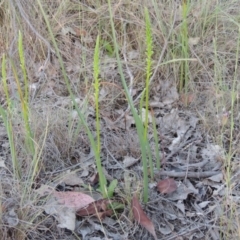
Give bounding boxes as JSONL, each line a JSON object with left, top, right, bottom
{"left": 229, "top": 23, "right": 240, "bottom": 156}
{"left": 18, "top": 31, "right": 28, "bottom": 103}
{"left": 31, "top": 120, "right": 48, "bottom": 183}
{"left": 144, "top": 8, "right": 153, "bottom": 139}
{"left": 93, "top": 35, "right": 101, "bottom": 155}
{"left": 144, "top": 8, "right": 154, "bottom": 179}
{"left": 10, "top": 59, "right": 34, "bottom": 155}
{"left": 17, "top": 31, "right": 35, "bottom": 155}
{"left": 179, "top": 0, "right": 190, "bottom": 95}
{"left": 21, "top": 117, "right": 49, "bottom": 206}
{"left": 2, "top": 55, "right": 11, "bottom": 108}
{"left": 0, "top": 55, "right": 19, "bottom": 179}
{"left": 107, "top": 0, "right": 149, "bottom": 202}
{"left": 93, "top": 35, "right": 107, "bottom": 196}
{"left": 214, "top": 11, "right": 240, "bottom": 237}
{"left": 213, "top": 37, "right": 222, "bottom": 88}
{"left": 36, "top": 0, "right": 108, "bottom": 197}
{"left": 225, "top": 21, "right": 240, "bottom": 210}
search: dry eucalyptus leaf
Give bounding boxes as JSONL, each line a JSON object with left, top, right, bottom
{"left": 76, "top": 199, "right": 112, "bottom": 219}
{"left": 53, "top": 191, "right": 95, "bottom": 210}
{"left": 60, "top": 171, "right": 84, "bottom": 186}
{"left": 36, "top": 185, "right": 95, "bottom": 230}
{"left": 123, "top": 156, "right": 139, "bottom": 168}
{"left": 167, "top": 182, "right": 195, "bottom": 201}
{"left": 157, "top": 178, "right": 177, "bottom": 194}
{"left": 131, "top": 194, "right": 157, "bottom": 240}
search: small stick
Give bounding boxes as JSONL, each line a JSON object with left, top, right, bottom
{"left": 169, "top": 158, "right": 209, "bottom": 170}
{"left": 155, "top": 170, "right": 221, "bottom": 178}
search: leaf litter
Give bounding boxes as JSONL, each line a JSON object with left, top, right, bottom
{"left": 131, "top": 194, "right": 157, "bottom": 240}
{"left": 35, "top": 185, "right": 95, "bottom": 230}
{"left": 11, "top": 79, "right": 229, "bottom": 239}
{"left": 1, "top": 70, "right": 231, "bottom": 239}
{"left": 1, "top": 1, "right": 240, "bottom": 239}
{"left": 157, "top": 178, "right": 178, "bottom": 194}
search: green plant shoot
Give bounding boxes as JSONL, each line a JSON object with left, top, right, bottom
{"left": 93, "top": 34, "right": 107, "bottom": 196}
{"left": 0, "top": 55, "right": 20, "bottom": 179}
{"left": 17, "top": 31, "right": 35, "bottom": 155}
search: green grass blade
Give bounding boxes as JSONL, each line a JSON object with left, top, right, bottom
{"left": 36, "top": 0, "right": 107, "bottom": 197}
{"left": 107, "top": 0, "right": 149, "bottom": 202}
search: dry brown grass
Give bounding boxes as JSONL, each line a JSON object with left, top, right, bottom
{"left": 0, "top": 0, "right": 240, "bottom": 239}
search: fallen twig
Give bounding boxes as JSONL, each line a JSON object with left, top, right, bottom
{"left": 156, "top": 170, "right": 221, "bottom": 178}
{"left": 169, "top": 158, "right": 210, "bottom": 170}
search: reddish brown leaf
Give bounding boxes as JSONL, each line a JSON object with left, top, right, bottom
{"left": 131, "top": 194, "right": 157, "bottom": 240}
{"left": 53, "top": 191, "right": 95, "bottom": 211}
{"left": 36, "top": 189, "right": 96, "bottom": 231}
{"left": 76, "top": 199, "right": 112, "bottom": 219}
{"left": 96, "top": 209, "right": 113, "bottom": 219}
{"left": 157, "top": 178, "right": 177, "bottom": 194}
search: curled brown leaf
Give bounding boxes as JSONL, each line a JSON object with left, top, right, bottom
{"left": 131, "top": 194, "right": 157, "bottom": 240}
{"left": 76, "top": 199, "right": 112, "bottom": 219}
{"left": 157, "top": 178, "right": 177, "bottom": 194}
